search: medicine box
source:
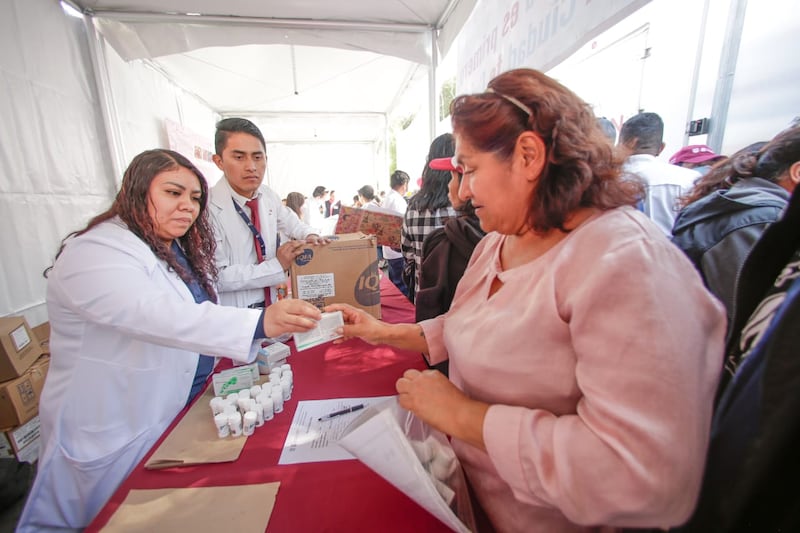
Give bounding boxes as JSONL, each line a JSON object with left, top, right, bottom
{"left": 290, "top": 233, "right": 381, "bottom": 318}
{"left": 256, "top": 342, "right": 291, "bottom": 374}
{"left": 0, "top": 316, "right": 45, "bottom": 381}
{"left": 212, "top": 363, "right": 259, "bottom": 397}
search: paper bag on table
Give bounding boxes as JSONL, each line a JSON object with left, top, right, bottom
{"left": 101, "top": 482, "right": 279, "bottom": 532}
{"left": 337, "top": 398, "right": 476, "bottom": 533}
{"left": 145, "top": 384, "right": 245, "bottom": 469}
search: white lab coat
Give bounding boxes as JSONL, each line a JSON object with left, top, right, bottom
{"left": 17, "top": 218, "right": 263, "bottom": 532}
{"left": 209, "top": 178, "right": 319, "bottom": 307}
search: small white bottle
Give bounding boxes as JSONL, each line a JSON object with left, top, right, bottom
{"left": 280, "top": 363, "right": 291, "bottom": 374}
{"left": 261, "top": 396, "right": 274, "bottom": 421}
{"left": 242, "top": 411, "right": 257, "bottom": 436}
{"left": 226, "top": 392, "right": 239, "bottom": 404}
{"left": 214, "top": 413, "right": 230, "bottom": 438}
{"left": 280, "top": 379, "right": 291, "bottom": 401}
{"left": 249, "top": 385, "right": 262, "bottom": 397}
{"left": 237, "top": 398, "right": 251, "bottom": 414}
{"left": 209, "top": 396, "right": 225, "bottom": 415}
{"left": 238, "top": 389, "right": 251, "bottom": 400}
{"left": 228, "top": 412, "right": 243, "bottom": 437}
{"left": 253, "top": 403, "right": 264, "bottom": 427}
{"left": 270, "top": 389, "right": 284, "bottom": 414}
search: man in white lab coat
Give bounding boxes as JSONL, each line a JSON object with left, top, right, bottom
{"left": 209, "top": 118, "right": 324, "bottom": 309}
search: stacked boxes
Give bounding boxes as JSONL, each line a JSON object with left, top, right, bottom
{"left": 0, "top": 316, "right": 49, "bottom": 463}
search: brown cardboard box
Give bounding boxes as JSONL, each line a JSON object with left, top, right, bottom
{"left": 3, "top": 415, "right": 41, "bottom": 463}
{"left": 290, "top": 233, "right": 381, "bottom": 318}
{"left": 0, "top": 355, "right": 50, "bottom": 427}
{"left": 0, "top": 317, "right": 45, "bottom": 381}
{"left": 32, "top": 321, "right": 50, "bottom": 355}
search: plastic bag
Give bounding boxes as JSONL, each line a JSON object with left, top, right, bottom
{"left": 338, "top": 397, "right": 476, "bottom": 532}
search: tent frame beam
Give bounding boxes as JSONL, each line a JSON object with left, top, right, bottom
{"left": 85, "top": 9, "right": 435, "bottom": 33}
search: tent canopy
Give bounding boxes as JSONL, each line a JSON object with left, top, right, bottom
{"left": 71, "top": 0, "right": 476, "bottom": 125}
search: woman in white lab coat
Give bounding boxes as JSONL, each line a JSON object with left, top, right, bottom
{"left": 17, "top": 149, "right": 321, "bottom": 532}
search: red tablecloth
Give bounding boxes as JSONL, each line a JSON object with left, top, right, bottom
{"left": 87, "top": 276, "right": 450, "bottom": 532}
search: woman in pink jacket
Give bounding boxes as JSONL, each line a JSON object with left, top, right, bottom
{"left": 328, "top": 68, "right": 726, "bottom": 532}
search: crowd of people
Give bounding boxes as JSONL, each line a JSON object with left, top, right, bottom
{"left": 16, "top": 66, "right": 800, "bottom": 532}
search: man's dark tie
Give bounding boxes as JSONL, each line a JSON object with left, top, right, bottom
{"left": 245, "top": 198, "right": 270, "bottom": 305}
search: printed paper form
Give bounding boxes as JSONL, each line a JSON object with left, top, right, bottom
{"left": 278, "top": 396, "right": 394, "bottom": 465}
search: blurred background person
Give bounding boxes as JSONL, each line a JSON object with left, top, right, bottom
{"left": 382, "top": 170, "right": 411, "bottom": 295}
{"left": 619, "top": 112, "right": 701, "bottom": 234}
{"left": 672, "top": 128, "right": 799, "bottom": 324}
{"left": 401, "top": 133, "right": 458, "bottom": 300}
{"left": 597, "top": 116, "right": 617, "bottom": 145}
{"left": 669, "top": 144, "right": 726, "bottom": 176}
{"left": 303, "top": 185, "right": 329, "bottom": 229}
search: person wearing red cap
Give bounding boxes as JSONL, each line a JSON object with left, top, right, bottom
{"left": 400, "top": 133, "right": 458, "bottom": 300}
{"left": 414, "top": 156, "right": 485, "bottom": 376}
{"left": 669, "top": 144, "right": 726, "bottom": 175}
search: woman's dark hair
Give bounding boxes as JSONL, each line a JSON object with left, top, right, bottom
{"left": 285, "top": 192, "right": 305, "bottom": 217}
{"left": 47, "top": 149, "right": 219, "bottom": 301}
{"left": 358, "top": 185, "right": 376, "bottom": 201}
{"left": 737, "top": 126, "right": 800, "bottom": 182}
{"left": 450, "top": 68, "right": 642, "bottom": 233}
{"left": 680, "top": 126, "right": 800, "bottom": 207}
{"left": 409, "top": 133, "right": 455, "bottom": 212}
{"left": 678, "top": 142, "right": 764, "bottom": 207}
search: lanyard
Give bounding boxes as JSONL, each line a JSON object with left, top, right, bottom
{"left": 232, "top": 198, "right": 267, "bottom": 260}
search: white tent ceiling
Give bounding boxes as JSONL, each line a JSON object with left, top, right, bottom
{"left": 69, "top": 0, "right": 476, "bottom": 125}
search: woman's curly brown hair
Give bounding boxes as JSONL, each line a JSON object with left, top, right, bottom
{"left": 49, "top": 149, "right": 219, "bottom": 301}
{"left": 451, "top": 68, "right": 642, "bottom": 233}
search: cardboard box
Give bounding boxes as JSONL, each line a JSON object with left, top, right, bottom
{"left": 32, "top": 321, "right": 50, "bottom": 355}
{"left": 0, "top": 316, "right": 45, "bottom": 382}
{"left": 0, "top": 432, "right": 14, "bottom": 459}
{"left": 335, "top": 206, "right": 404, "bottom": 247}
{"left": 0, "top": 355, "right": 50, "bottom": 427}
{"left": 290, "top": 233, "right": 381, "bottom": 318}
{"left": 4, "top": 415, "right": 41, "bottom": 463}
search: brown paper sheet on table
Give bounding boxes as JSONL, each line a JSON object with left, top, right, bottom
{"left": 100, "top": 482, "right": 279, "bottom": 532}
{"left": 145, "top": 383, "right": 247, "bottom": 469}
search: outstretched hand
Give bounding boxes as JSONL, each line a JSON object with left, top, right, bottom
{"left": 263, "top": 298, "right": 322, "bottom": 338}
{"left": 325, "top": 303, "right": 386, "bottom": 345}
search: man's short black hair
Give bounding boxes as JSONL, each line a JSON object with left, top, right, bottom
{"left": 390, "top": 170, "right": 410, "bottom": 189}
{"left": 215, "top": 118, "right": 266, "bottom": 155}
{"left": 619, "top": 112, "right": 664, "bottom": 155}
{"left": 312, "top": 186, "right": 327, "bottom": 198}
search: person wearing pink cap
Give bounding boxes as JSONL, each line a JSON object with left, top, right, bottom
{"left": 669, "top": 144, "right": 726, "bottom": 175}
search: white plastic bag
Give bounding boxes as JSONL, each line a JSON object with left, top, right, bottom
{"left": 338, "top": 397, "right": 476, "bottom": 532}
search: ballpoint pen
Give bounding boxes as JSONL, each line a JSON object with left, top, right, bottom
{"left": 318, "top": 403, "right": 366, "bottom": 421}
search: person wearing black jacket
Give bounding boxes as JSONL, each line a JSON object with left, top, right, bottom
{"left": 415, "top": 156, "right": 486, "bottom": 376}
{"left": 671, "top": 127, "right": 799, "bottom": 324}
{"left": 678, "top": 171, "right": 800, "bottom": 532}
